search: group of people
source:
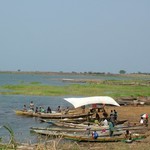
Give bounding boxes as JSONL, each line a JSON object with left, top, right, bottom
{"left": 23, "top": 101, "right": 35, "bottom": 112}
{"left": 23, "top": 101, "right": 52, "bottom": 113}
{"left": 86, "top": 120, "right": 114, "bottom": 138}
{"left": 110, "top": 110, "right": 118, "bottom": 124}
{"left": 22, "top": 102, "right": 70, "bottom": 114}
{"left": 92, "top": 109, "right": 118, "bottom": 137}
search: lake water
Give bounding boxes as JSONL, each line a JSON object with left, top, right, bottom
{"left": 0, "top": 73, "right": 149, "bottom": 143}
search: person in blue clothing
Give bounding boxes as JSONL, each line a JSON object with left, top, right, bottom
{"left": 92, "top": 131, "right": 98, "bottom": 139}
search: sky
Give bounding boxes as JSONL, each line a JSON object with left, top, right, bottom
{"left": 0, "top": 0, "right": 150, "bottom": 73}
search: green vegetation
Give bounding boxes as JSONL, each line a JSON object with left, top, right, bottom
{"left": 0, "top": 124, "right": 17, "bottom": 149}
{"left": 0, "top": 80, "right": 150, "bottom": 98}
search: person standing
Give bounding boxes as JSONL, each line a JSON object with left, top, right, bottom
{"left": 29, "top": 101, "right": 34, "bottom": 111}
{"left": 114, "top": 110, "right": 118, "bottom": 121}
{"left": 110, "top": 110, "right": 115, "bottom": 126}
{"left": 108, "top": 121, "right": 114, "bottom": 137}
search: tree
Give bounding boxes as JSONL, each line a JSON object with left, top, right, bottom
{"left": 119, "top": 70, "right": 126, "bottom": 74}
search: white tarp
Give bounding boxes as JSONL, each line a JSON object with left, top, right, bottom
{"left": 64, "top": 96, "right": 120, "bottom": 108}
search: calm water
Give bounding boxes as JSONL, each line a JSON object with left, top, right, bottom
{"left": 0, "top": 95, "right": 72, "bottom": 143}
{"left": 0, "top": 73, "right": 74, "bottom": 143}
{"left": 0, "top": 73, "right": 149, "bottom": 143}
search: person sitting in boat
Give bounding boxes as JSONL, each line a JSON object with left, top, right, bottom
{"left": 57, "top": 106, "right": 61, "bottom": 113}
{"left": 144, "top": 117, "right": 148, "bottom": 127}
{"left": 96, "top": 112, "right": 100, "bottom": 121}
{"left": 125, "top": 129, "right": 132, "bottom": 140}
{"left": 102, "top": 118, "right": 108, "bottom": 126}
{"left": 86, "top": 123, "right": 91, "bottom": 136}
{"left": 64, "top": 107, "right": 69, "bottom": 114}
{"left": 39, "top": 106, "right": 42, "bottom": 112}
{"left": 81, "top": 105, "right": 85, "bottom": 113}
{"left": 92, "top": 131, "right": 98, "bottom": 139}
{"left": 41, "top": 107, "right": 46, "bottom": 113}
{"left": 29, "top": 101, "right": 34, "bottom": 111}
{"left": 23, "top": 105, "right": 27, "bottom": 112}
{"left": 47, "top": 106, "right": 52, "bottom": 113}
{"left": 103, "top": 109, "right": 108, "bottom": 118}
{"left": 140, "top": 117, "right": 144, "bottom": 125}
{"left": 94, "top": 119, "right": 100, "bottom": 125}
{"left": 35, "top": 107, "right": 39, "bottom": 113}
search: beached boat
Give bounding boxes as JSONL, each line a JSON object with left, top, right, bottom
{"left": 31, "top": 129, "right": 124, "bottom": 137}
{"left": 31, "top": 124, "right": 148, "bottom": 133}
{"left": 63, "top": 133, "right": 146, "bottom": 142}
{"left": 44, "top": 120, "right": 149, "bottom": 133}
{"left": 31, "top": 129, "right": 146, "bottom": 142}
{"left": 30, "top": 126, "right": 109, "bottom": 133}
{"left": 45, "top": 120, "right": 112, "bottom": 130}
{"left": 14, "top": 110, "right": 93, "bottom": 119}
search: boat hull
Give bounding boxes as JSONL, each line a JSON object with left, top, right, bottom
{"left": 14, "top": 110, "right": 93, "bottom": 119}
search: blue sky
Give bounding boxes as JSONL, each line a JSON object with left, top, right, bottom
{"left": 0, "top": 0, "right": 150, "bottom": 73}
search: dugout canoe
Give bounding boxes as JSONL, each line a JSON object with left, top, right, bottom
{"left": 63, "top": 133, "right": 146, "bottom": 142}
{"left": 31, "top": 124, "right": 148, "bottom": 133}
{"left": 31, "top": 129, "right": 146, "bottom": 142}
{"left": 31, "top": 129, "right": 124, "bottom": 138}
{"left": 30, "top": 126, "right": 108, "bottom": 132}
{"left": 46, "top": 120, "right": 111, "bottom": 130}
{"left": 45, "top": 120, "right": 149, "bottom": 132}
{"left": 39, "top": 112, "right": 93, "bottom": 119}
{"left": 14, "top": 110, "right": 40, "bottom": 117}
{"left": 14, "top": 110, "right": 93, "bottom": 119}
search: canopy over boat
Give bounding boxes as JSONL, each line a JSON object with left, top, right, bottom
{"left": 64, "top": 96, "right": 120, "bottom": 108}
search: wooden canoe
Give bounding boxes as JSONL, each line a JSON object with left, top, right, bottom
{"left": 14, "top": 110, "right": 40, "bottom": 117}
{"left": 39, "top": 112, "right": 93, "bottom": 119}
{"left": 31, "top": 129, "right": 124, "bottom": 138}
{"left": 44, "top": 120, "right": 149, "bottom": 133}
{"left": 31, "top": 129, "right": 146, "bottom": 142}
{"left": 30, "top": 126, "right": 109, "bottom": 133}
{"left": 14, "top": 110, "right": 93, "bottom": 119}
{"left": 47, "top": 121, "right": 110, "bottom": 130}
{"left": 63, "top": 133, "right": 146, "bottom": 142}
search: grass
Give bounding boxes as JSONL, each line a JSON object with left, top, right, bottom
{"left": 0, "top": 81, "right": 150, "bottom": 98}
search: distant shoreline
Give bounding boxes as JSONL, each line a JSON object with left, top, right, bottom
{"left": 0, "top": 71, "right": 150, "bottom": 77}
